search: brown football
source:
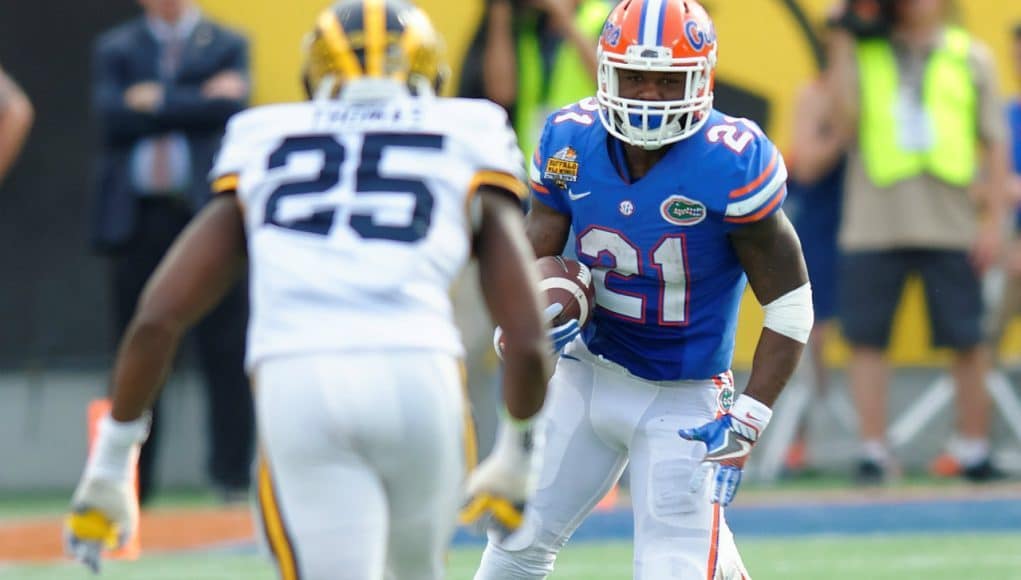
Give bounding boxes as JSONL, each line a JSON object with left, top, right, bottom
{"left": 536, "top": 256, "right": 596, "bottom": 328}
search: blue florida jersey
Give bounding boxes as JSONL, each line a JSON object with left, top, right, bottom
{"left": 530, "top": 98, "right": 788, "bottom": 381}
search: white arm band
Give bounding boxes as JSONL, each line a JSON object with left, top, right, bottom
{"left": 762, "top": 282, "right": 814, "bottom": 344}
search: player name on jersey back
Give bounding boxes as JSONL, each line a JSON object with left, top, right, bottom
{"left": 312, "top": 101, "right": 422, "bottom": 128}
{"left": 210, "top": 96, "right": 526, "bottom": 370}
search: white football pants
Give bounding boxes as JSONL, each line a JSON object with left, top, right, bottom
{"left": 254, "top": 351, "right": 468, "bottom": 580}
{"left": 475, "top": 339, "right": 749, "bottom": 579}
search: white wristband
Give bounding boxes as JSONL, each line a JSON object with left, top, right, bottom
{"left": 730, "top": 395, "right": 772, "bottom": 442}
{"left": 83, "top": 413, "right": 151, "bottom": 483}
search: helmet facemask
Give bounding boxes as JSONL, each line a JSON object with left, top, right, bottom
{"left": 597, "top": 44, "right": 716, "bottom": 150}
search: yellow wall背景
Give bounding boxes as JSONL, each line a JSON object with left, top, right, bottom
{"left": 197, "top": 0, "right": 1021, "bottom": 367}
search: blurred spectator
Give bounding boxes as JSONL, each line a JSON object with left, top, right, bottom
{"left": 827, "top": 0, "right": 1011, "bottom": 483}
{"left": 91, "top": 0, "right": 253, "bottom": 503}
{"left": 0, "top": 65, "right": 33, "bottom": 187}
{"left": 482, "top": 0, "right": 611, "bottom": 157}
{"left": 783, "top": 31, "right": 849, "bottom": 473}
{"left": 989, "top": 25, "right": 1021, "bottom": 358}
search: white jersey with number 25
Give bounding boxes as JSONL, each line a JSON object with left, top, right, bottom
{"left": 210, "top": 96, "right": 525, "bottom": 370}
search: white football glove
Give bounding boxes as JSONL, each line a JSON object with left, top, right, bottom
{"left": 64, "top": 413, "right": 149, "bottom": 573}
{"left": 460, "top": 416, "right": 543, "bottom": 537}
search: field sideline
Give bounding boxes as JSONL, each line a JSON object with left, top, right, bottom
{"left": 3, "top": 482, "right": 1020, "bottom": 579}
{"left": 3, "top": 534, "right": 1021, "bottom": 579}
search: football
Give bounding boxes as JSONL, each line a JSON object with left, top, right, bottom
{"left": 537, "top": 256, "right": 596, "bottom": 328}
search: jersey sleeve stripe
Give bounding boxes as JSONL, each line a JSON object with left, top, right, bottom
{"left": 529, "top": 154, "right": 543, "bottom": 183}
{"left": 723, "top": 185, "right": 787, "bottom": 224}
{"left": 724, "top": 160, "right": 787, "bottom": 217}
{"left": 530, "top": 180, "right": 551, "bottom": 194}
{"left": 211, "top": 173, "right": 240, "bottom": 194}
{"left": 469, "top": 170, "right": 527, "bottom": 200}
{"left": 728, "top": 149, "right": 779, "bottom": 199}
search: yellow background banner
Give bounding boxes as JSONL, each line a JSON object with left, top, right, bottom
{"left": 197, "top": 0, "right": 1021, "bottom": 367}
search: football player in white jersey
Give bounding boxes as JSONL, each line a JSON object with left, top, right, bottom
{"left": 63, "top": 1, "right": 556, "bottom": 578}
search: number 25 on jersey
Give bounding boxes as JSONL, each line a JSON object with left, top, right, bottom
{"left": 264, "top": 133, "right": 444, "bottom": 243}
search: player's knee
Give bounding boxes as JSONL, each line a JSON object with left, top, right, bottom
{"left": 475, "top": 520, "right": 563, "bottom": 580}
{"left": 476, "top": 542, "right": 557, "bottom": 580}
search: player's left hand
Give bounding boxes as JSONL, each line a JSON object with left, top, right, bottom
{"left": 678, "top": 395, "right": 772, "bottom": 507}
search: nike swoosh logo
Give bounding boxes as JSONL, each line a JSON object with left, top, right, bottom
{"left": 567, "top": 189, "right": 592, "bottom": 201}
{"left": 713, "top": 438, "right": 753, "bottom": 461}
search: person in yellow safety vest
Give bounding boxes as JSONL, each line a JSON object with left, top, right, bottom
{"left": 827, "top": 0, "right": 1012, "bottom": 484}
{"left": 482, "top": 0, "right": 612, "bottom": 159}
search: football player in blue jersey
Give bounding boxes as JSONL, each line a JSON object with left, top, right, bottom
{"left": 473, "top": 1, "right": 811, "bottom": 578}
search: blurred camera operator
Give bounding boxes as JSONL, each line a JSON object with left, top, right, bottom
{"left": 825, "top": 0, "right": 1011, "bottom": 483}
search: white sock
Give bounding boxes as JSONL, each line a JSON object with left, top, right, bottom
{"left": 948, "top": 436, "right": 990, "bottom": 468}
{"left": 862, "top": 440, "right": 889, "bottom": 463}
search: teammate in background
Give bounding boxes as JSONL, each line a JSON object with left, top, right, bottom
{"left": 0, "top": 65, "right": 33, "bottom": 187}
{"left": 782, "top": 28, "right": 849, "bottom": 473}
{"left": 64, "top": 1, "right": 555, "bottom": 578}
{"left": 474, "top": 1, "right": 810, "bottom": 578}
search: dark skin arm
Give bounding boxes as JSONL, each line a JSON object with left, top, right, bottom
{"left": 476, "top": 187, "right": 553, "bottom": 419}
{"left": 0, "top": 68, "right": 33, "bottom": 185}
{"left": 110, "top": 196, "right": 247, "bottom": 422}
{"left": 524, "top": 195, "right": 572, "bottom": 258}
{"left": 728, "top": 210, "right": 809, "bottom": 408}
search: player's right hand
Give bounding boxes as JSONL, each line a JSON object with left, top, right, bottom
{"left": 64, "top": 413, "right": 149, "bottom": 573}
{"left": 493, "top": 303, "right": 580, "bottom": 360}
{"left": 461, "top": 418, "right": 543, "bottom": 538}
{"left": 64, "top": 479, "right": 136, "bottom": 573}
{"left": 543, "top": 303, "right": 581, "bottom": 355}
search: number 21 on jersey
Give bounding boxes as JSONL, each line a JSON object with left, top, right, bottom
{"left": 578, "top": 227, "right": 690, "bottom": 326}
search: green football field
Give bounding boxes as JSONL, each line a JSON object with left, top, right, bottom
{"left": 4, "top": 533, "right": 1021, "bottom": 579}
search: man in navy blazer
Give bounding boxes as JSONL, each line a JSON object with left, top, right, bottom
{"left": 91, "top": 0, "right": 253, "bottom": 504}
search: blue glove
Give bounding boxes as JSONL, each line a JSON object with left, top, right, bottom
{"left": 678, "top": 394, "right": 772, "bottom": 507}
{"left": 492, "top": 303, "right": 581, "bottom": 359}
{"left": 543, "top": 303, "right": 580, "bottom": 355}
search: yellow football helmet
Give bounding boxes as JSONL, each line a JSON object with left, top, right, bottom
{"left": 302, "top": 0, "right": 449, "bottom": 98}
